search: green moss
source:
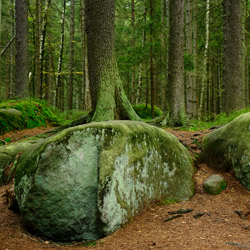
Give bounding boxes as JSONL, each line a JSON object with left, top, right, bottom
{"left": 0, "top": 99, "right": 60, "bottom": 135}
{"left": 133, "top": 103, "right": 163, "bottom": 120}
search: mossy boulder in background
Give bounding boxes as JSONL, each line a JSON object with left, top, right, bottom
{"left": 0, "top": 99, "right": 59, "bottom": 135}
{"left": 203, "top": 112, "right": 250, "bottom": 190}
{"left": 203, "top": 175, "right": 227, "bottom": 195}
{"left": 15, "top": 121, "right": 194, "bottom": 242}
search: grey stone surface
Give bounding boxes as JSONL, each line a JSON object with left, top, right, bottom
{"left": 204, "top": 174, "right": 227, "bottom": 195}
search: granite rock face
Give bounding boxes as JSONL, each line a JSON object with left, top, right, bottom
{"left": 203, "top": 113, "right": 250, "bottom": 190}
{"left": 15, "top": 121, "right": 194, "bottom": 241}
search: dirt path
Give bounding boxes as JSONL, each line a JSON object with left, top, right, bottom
{"left": 0, "top": 128, "right": 249, "bottom": 250}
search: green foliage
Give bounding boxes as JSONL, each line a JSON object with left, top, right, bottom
{"left": 0, "top": 99, "right": 60, "bottom": 135}
{"left": 182, "top": 108, "right": 250, "bottom": 131}
{"left": 54, "top": 109, "right": 89, "bottom": 125}
{"left": 133, "top": 103, "right": 162, "bottom": 120}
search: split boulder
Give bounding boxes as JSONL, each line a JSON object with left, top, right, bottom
{"left": 14, "top": 121, "right": 194, "bottom": 241}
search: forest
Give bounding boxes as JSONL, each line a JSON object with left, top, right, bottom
{"left": 0, "top": 0, "right": 249, "bottom": 124}
{"left": 0, "top": 0, "right": 250, "bottom": 249}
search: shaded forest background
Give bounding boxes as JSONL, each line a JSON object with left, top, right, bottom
{"left": 0, "top": 0, "right": 249, "bottom": 122}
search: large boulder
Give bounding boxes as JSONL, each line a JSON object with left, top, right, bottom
{"left": 203, "top": 113, "right": 250, "bottom": 190}
{"left": 14, "top": 121, "right": 194, "bottom": 242}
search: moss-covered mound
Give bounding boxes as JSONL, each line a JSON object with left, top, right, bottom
{"left": 0, "top": 100, "right": 59, "bottom": 135}
{"left": 203, "top": 112, "right": 250, "bottom": 190}
{"left": 14, "top": 121, "right": 194, "bottom": 242}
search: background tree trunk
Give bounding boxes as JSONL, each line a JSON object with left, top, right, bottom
{"left": 38, "top": 0, "right": 51, "bottom": 99}
{"left": 167, "top": 0, "right": 185, "bottom": 126}
{"left": 55, "top": 0, "right": 66, "bottom": 109}
{"left": 223, "top": 0, "right": 243, "bottom": 113}
{"left": 199, "top": 0, "right": 210, "bottom": 118}
{"left": 131, "top": 0, "right": 136, "bottom": 104}
{"left": 68, "top": 0, "right": 75, "bottom": 110}
{"left": 15, "top": 0, "right": 29, "bottom": 98}
{"left": 185, "top": 0, "right": 194, "bottom": 119}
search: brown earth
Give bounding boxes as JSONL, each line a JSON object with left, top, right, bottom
{"left": 0, "top": 127, "right": 249, "bottom": 250}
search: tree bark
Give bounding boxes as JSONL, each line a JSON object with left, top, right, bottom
{"left": 68, "top": 0, "right": 75, "bottom": 110}
{"left": 38, "top": 0, "right": 51, "bottom": 99}
{"left": 85, "top": 0, "right": 140, "bottom": 122}
{"left": 243, "top": 0, "right": 249, "bottom": 106}
{"left": 35, "top": 0, "right": 41, "bottom": 98}
{"left": 185, "top": 0, "right": 194, "bottom": 119}
{"left": 55, "top": 0, "right": 66, "bottom": 109}
{"left": 192, "top": 0, "right": 198, "bottom": 118}
{"left": 199, "top": 0, "right": 210, "bottom": 118}
{"left": 167, "top": 0, "right": 185, "bottom": 126}
{"left": 15, "top": 0, "right": 29, "bottom": 98}
{"left": 131, "top": 0, "right": 136, "bottom": 104}
{"left": 223, "top": 0, "right": 243, "bottom": 113}
{"left": 149, "top": 0, "right": 155, "bottom": 118}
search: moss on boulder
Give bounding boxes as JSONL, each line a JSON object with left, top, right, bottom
{"left": 203, "top": 113, "right": 250, "bottom": 190}
{"left": 14, "top": 121, "right": 194, "bottom": 242}
{"left": 0, "top": 139, "right": 45, "bottom": 185}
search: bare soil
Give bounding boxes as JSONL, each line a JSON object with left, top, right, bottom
{"left": 0, "top": 127, "right": 249, "bottom": 250}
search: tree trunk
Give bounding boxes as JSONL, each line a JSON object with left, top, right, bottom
{"left": 223, "top": 0, "right": 243, "bottom": 113}
{"left": 10, "top": 0, "right": 14, "bottom": 98}
{"left": 163, "top": 0, "right": 169, "bottom": 112}
{"left": 149, "top": 0, "right": 155, "bottom": 118}
{"left": 160, "top": 0, "right": 167, "bottom": 110}
{"left": 15, "top": 0, "right": 29, "bottom": 98}
{"left": 68, "top": 0, "right": 75, "bottom": 110}
{"left": 85, "top": 0, "right": 140, "bottom": 122}
{"left": 244, "top": 0, "right": 249, "bottom": 106}
{"left": 185, "top": 0, "right": 194, "bottom": 119}
{"left": 35, "top": 0, "right": 41, "bottom": 98}
{"left": 199, "top": 0, "right": 210, "bottom": 118}
{"left": 55, "top": 0, "right": 66, "bottom": 109}
{"left": 131, "top": 0, "right": 136, "bottom": 104}
{"left": 167, "top": 0, "right": 185, "bottom": 126}
{"left": 38, "top": 0, "right": 51, "bottom": 99}
{"left": 136, "top": 63, "right": 142, "bottom": 104}
{"left": 192, "top": 0, "right": 198, "bottom": 118}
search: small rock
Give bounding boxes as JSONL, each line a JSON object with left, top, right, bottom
{"left": 204, "top": 174, "right": 227, "bottom": 195}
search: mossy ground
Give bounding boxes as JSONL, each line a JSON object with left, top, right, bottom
{"left": 0, "top": 99, "right": 59, "bottom": 135}
{"left": 0, "top": 99, "right": 89, "bottom": 135}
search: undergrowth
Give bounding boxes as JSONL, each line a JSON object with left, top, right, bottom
{"left": 133, "top": 103, "right": 162, "bottom": 120}
{"left": 0, "top": 99, "right": 61, "bottom": 134}
{"left": 182, "top": 108, "right": 250, "bottom": 131}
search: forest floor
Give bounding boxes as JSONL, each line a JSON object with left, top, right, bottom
{"left": 0, "top": 126, "right": 249, "bottom": 250}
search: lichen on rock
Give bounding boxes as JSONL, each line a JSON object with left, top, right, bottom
{"left": 203, "top": 174, "right": 227, "bottom": 195}
{"left": 14, "top": 121, "right": 194, "bottom": 241}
